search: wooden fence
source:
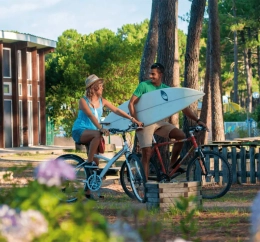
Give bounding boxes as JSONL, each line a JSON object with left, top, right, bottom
{"left": 203, "top": 142, "right": 260, "bottom": 184}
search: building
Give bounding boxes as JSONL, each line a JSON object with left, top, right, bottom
{"left": 0, "top": 31, "right": 56, "bottom": 148}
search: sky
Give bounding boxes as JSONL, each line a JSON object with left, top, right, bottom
{"left": 0, "top": 0, "right": 191, "bottom": 41}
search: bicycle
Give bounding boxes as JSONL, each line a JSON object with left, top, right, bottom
{"left": 56, "top": 124, "right": 146, "bottom": 203}
{"left": 121, "top": 125, "right": 232, "bottom": 199}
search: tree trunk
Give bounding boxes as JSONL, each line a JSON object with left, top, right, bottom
{"left": 139, "top": 0, "right": 159, "bottom": 82}
{"left": 257, "top": 31, "right": 260, "bottom": 92}
{"left": 155, "top": 0, "right": 178, "bottom": 168}
{"left": 258, "top": 44, "right": 260, "bottom": 92}
{"left": 182, "top": 0, "right": 206, "bottom": 155}
{"left": 157, "top": 0, "right": 177, "bottom": 86}
{"left": 198, "top": 27, "right": 212, "bottom": 145}
{"left": 233, "top": 0, "right": 239, "bottom": 104}
{"left": 170, "top": 0, "right": 180, "bottom": 127}
{"left": 209, "top": 0, "right": 225, "bottom": 141}
{"left": 134, "top": 0, "right": 159, "bottom": 154}
{"left": 241, "top": 30, "right": 253, "bottom": 113}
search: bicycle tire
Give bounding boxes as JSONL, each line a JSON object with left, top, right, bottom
{"left": 120, "top": 161, "right": 135, "bottom": 199}
{"left": 120, "top": 157, "right": 159, "bottom": 199}
{"left": 126, "top": 154, "right": 147, "bottom": 203}
{"left": 55, "top": 154, "right": 89, "bottom": 203}
{"left": 186, "top": 150, "right": 232, "bottom": 199}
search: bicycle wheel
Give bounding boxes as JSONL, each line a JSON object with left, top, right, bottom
{"left": 120, "top": 157, "right": 159, "bottom": 199}
{"left": 126, "top": 154, "right": 146, "bottom": 203}
{"left": 55, "top": 154, "right": 89, "bottom": 203}
{"left": 186, "top": 150, "right": 232, "bottom": 199}
{"left": 120, "top": 161, "right": 135, "bottom": 199}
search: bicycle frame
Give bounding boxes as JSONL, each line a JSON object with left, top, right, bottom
{"left": 152, "top": 130, "right": 200, "bottom": 177}
{"left": 93, "top": 140, "right": 131, "bottom": 178}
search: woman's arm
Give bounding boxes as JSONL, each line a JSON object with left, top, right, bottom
{"left": 103, "top": 98, "right": 143, "bottom": 126}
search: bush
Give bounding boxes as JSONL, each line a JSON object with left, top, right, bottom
{"left": 224, "top": 111, "right": 247, "bottom": 122}
{"left": 0, "top": 159, "right": 141, "bottom": 242}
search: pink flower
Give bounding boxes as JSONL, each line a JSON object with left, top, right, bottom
{"left": 36, "top": 158, "right": 75, "bottom": 187}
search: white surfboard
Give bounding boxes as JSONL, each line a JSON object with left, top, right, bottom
{"left": 102, "top": 87, "right": 204, "bottom": 130}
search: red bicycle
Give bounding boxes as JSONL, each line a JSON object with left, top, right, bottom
{"left": 120, "top": 125, "right": 232, "bottom": 199}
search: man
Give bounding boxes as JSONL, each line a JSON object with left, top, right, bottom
{"left": 128, "top": 63, "right": 208, "bottom": 179}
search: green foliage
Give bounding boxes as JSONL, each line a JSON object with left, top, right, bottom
{"left": 236, "top": 127, "right": 248, "bottom": 138}
{"left": 174, "top": 196, "right": 199, "bottom": 241}
{"left": 0, "top": 176, "right": 109, "bottom": 241}
{"left": 45, "top": 22, "right": 149, "bottom": 134}
{"left": 0, "top": 163, "right": 162, "bottom": 241}
{"left": 45, "top": 19, "right": 189, "bottom": 136}
{"left": 200, "top": 0, "right": 260, "bottom": 100}
{"left": 223, "top": 111, "right": 247, "bottom": 121}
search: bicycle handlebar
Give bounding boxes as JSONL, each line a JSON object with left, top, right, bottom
{"left": 109, "top": 123, "right": 138, "bottom": 134}
{"left": 189, "top": 125, "right": 207, "bottom": 133}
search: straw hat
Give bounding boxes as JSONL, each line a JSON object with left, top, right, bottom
{"left": 85, "top": 74, "right": 103, "bottom": 89}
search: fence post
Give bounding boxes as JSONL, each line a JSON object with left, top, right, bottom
{"left": 257, "top": 148, "right": 260, "bottom": 181}
{"left": 231, "top": 146, "right": 237, "bottom": 184}
{"left": 240, "top": 147, "right": 246, "bottom": 183}
{"left": 222, "top": 146, "right": 228, "bottom": 160}
{"left": 250, "top": 146, "right": 256, "bottom": 183}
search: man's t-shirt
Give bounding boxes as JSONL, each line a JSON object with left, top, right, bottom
{"left": 133, "top": 80, "right": 169, "bottom": 98}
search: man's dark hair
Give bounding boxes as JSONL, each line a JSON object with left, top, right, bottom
{"left": 151, "top": 63, "right": 165, "bottom": 74}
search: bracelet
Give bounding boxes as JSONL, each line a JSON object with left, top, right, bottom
{"left": 130, "top": 117, "right": 134, "bottom": 120}
{"left": 196, "top": 118, "right": 202, "bottom": 123}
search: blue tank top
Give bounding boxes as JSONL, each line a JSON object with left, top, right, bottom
{"left": 72, "top": 97, "right": 103, "bottom": 131}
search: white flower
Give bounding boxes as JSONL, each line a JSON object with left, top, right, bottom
{"left": 251, "top": 191, "right": 260, "bottom": 239}
{"left": 0, "top": 205, "right": 48, "bottom": 242}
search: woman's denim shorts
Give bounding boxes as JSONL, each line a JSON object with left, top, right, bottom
{"left": 72, "top": 129, "right": 85, "bottom": 143}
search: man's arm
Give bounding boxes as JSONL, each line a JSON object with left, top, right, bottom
{"left": 182, "top": 107, "right": 209, "bottom": 130}
{"left": 182, "top": 107, "right": 199, "bottom": 122}
{"left": 128, "top": 95, "right": 140, "bottom": 120}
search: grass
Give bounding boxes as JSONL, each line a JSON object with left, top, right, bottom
{"left": 0, "top": 153, "right": 257, "bottom": 241}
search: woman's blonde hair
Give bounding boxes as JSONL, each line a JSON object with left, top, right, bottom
{"left": 86, "top": 80, "right": 103, "bottom": 99}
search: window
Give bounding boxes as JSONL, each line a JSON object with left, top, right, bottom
{"left": 17, "top": 50, "right": 22, "bottom": 79}
{"left": 4, "top": 82, "right": 12, "bottom": 95}
{"left": 3, "top": 48, "right": 11, "bottom": 78}
{"left": 37, "top": 85, "right": 40, "bottom": 97}
{"left": 27, "top": 52, "right": 32, "bottom": 80}
{"left": 19, "top": 83, "right": 22, "bottom": 96}
{"left": 27, "top": 84, "right": 32, "bottom": 97}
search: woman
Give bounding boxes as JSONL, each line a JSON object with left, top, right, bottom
{"left": 72, "top": 74, "right": 143, "bottom": 167}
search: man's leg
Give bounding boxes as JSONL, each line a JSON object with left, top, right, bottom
{"left": 136, "top": 123, "right": 157, "bottom": 180}
{"left": 168, "top": 128, "right": 186, "bottom": 168}
{"left": 141, "top": 147, "right": 152, "bottom": 180}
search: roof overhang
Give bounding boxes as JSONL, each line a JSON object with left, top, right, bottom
{"left": 0, "top": 31, "right": 56, "bottom": 49}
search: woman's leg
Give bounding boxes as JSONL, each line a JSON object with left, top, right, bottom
{"left": 80, "top": 130, "right": 101, "bottom": 165}
{"left": 80, "top": 130, "right": 101, "bottom": 197}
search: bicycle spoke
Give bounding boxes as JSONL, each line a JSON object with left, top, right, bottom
{"left": 127, "top": 154, "right": 146, "bottom": 203}
{"left": 55, "top": 155, "right": 88, "bottom": 202}
{"left": 187, "top": 150, "right": 232, "bottom": 199}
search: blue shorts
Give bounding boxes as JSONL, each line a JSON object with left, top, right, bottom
{"left": 72, "top": 129, "right": 85, "bottom": 143}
